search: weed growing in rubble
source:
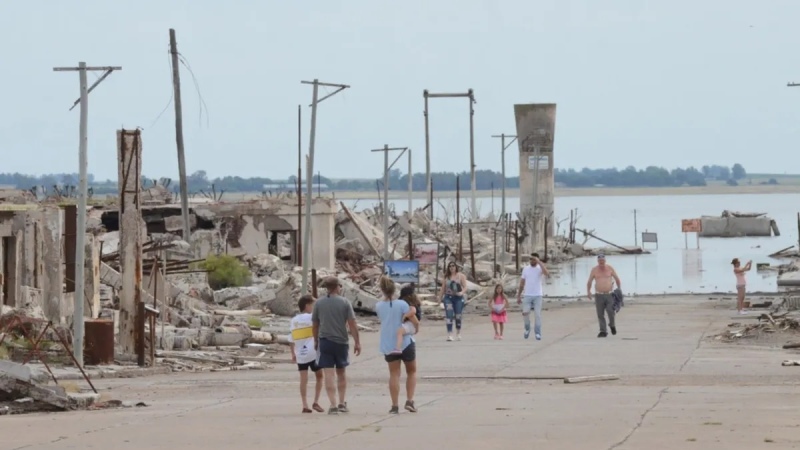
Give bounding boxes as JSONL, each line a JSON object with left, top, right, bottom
{"left": 201, "top": 254, "right": 252, "bottom": 290}
{"left": 247, "top": 317, "right": 263, "bottom": 329}
{"left": 0, "top": 344, "right": 8, "bottom": 360}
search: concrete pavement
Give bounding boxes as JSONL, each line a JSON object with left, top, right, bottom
{"left": 2, "top": 295, "right": 799, "bottom": 449}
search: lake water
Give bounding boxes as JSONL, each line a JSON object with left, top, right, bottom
{"left": 342, "top": 193, "right": 800, "bottom": 296}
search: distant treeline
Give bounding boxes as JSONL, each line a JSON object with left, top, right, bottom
{"left": 0, "top": 163, "right": 759, "bottom": 194}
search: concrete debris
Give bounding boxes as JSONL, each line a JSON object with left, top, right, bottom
{"left": 713, "top": 314, "right": 799, "bottom": 341}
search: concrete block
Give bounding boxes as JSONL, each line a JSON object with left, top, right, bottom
{"left": 0, "top": 360, "right": 49, "bottom": 384}
{"left": 67, "top": 392, "right": 101, "bottom": 408}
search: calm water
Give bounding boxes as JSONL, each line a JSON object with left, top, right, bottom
{"left": 343, "top": 193, "right": 800, "bottom": 296}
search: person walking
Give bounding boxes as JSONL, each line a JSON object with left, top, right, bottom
{"left": 732, "top": 258, "right": 752, "bottom": 314}
{"left": 489, "top": 284, "right": 509, "bottom": 340}
{"left": 439, "top": 261, "right": 468, "bottom": 341}
{"left": 288, "top": 294, "right": 325, "bottom": 414}
{"left": 312, "top": 276, "right": 361, "bottom": 415}
{"left": 376, "top": 277, "right": 418, "bottom": 414}
{"left": 517, "top": 253, "right": 549, "bottom": 340}
{"left": 586, "top": 254, "right": 622, "bottom": 338}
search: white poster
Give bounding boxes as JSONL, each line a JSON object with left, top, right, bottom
{"left": 527, "top": 155, "right": 549, "bottom": 170}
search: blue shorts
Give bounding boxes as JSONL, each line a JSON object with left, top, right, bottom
{"left": 317, "top": 338, "right": 349, "bottom": 369}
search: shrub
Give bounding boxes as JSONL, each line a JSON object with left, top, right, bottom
{"left": 246, "top": 317, "right": 263, "bottom": 329}
{"left": 201, "top": 254, "right": 252, "bottom": 290}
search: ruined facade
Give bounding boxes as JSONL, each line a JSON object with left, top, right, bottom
{"left": 0, "top": 205, "right": 65, "bottom": 321}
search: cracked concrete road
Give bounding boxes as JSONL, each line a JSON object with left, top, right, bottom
{"left": 3, "top": 295, "right": 800, "bottom": 449}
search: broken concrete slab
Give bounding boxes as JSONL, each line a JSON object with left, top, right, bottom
{"left": 0, "top": 360, "right": 50, "bottom": 384}
{"left": 0, "top": 375, "right": 71, "bottom": 410}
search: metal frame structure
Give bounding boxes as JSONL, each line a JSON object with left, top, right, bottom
{"left": 423, "top": 89, "right": 477, "bottom": 221}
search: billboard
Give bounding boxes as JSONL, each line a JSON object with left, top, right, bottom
{"left": 413, "top": 242, "right": 439, "bottom": 265}
{"left": 383, "top": 260, "right": 420, "bottom": 284}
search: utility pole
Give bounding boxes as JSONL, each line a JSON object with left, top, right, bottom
{"left": 491, "top": 133, "right": 518, "bottom": 268}
{"left": 300, "top": 79, "right": 350, "bottom": 295}
{"left": 633, "top": 209, "right": 638, "bottom": 247}
{"left": 407, "top": 149, "right": 413, "bottom": 218}
{"left": 53, "top": 62, "right": 121, "bottom": 368}
{"left": 371, "top": 145, "right": 409, "bottom": 260}
{"left": 297, "top": 104, "right": 302, "bottom": 266}
{"left": 423, "top": 89, "right": 477, "bottom": 221}
{"left": 169, "top": 28, "right": 191, "bottom": 243}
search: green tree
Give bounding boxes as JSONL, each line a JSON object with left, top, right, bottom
{"left": 731, "top": 163, "right": 746, "bottom": 180}
{"left": 201, "top": 254, "right": 252, "bottom": 290}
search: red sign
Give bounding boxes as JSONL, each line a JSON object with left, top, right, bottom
{"left": 681, "top": 219, "right": 702, "bottom": 233}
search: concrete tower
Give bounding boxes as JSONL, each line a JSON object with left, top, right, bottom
{"left": 514, "top": 103, "right": 557, "bottom": 254}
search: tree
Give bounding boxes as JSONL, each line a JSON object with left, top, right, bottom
{"left": 731, "top": 163, "right": 746, "bottom": 180}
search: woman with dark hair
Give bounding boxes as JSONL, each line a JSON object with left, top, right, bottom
{"left": 376, "top": 277, "right": 417, "bottom": 414}
{"left": 732, "top": 258, "right": 752, "bottom": 314}
{"left": 439, "top": 261, "right": 468, "bottom": 341}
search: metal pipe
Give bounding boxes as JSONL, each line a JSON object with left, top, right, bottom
{"left": 468, "top": 89, "right": 476, "bottom": 221}
{"left": 383, "top": 144, "right": 390, "bottom": 259}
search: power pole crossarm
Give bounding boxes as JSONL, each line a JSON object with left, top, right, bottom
{"left": 371, "top": 146, "right": 408, "bottom": 260}
{"left": 54, "top": 62, "right": 121, "bottom": 368}
{"left": 789, "top": 82, "right": 800, "bottom": 87}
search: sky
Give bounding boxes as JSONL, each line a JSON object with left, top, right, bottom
{"left": 2, "top": 0, "right": 800, "bottom": 181}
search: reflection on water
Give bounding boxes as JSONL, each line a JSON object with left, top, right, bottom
{"left": 345, "top": 193, "right": 798, "bottom": 295}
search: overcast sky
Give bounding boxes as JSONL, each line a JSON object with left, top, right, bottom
{"left": 2, "top": 0, "right": 799, "bottom": 181}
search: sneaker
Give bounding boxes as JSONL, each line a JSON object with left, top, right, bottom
{"left": 739, "top": 310, "right": 748, "bottom": 315}
{"left": 337, "top": 403, "right": 349, "bottom": 413}
{"left": 610, "top": 326, "right": 617, "bottom": 335}
{"left": 535, "top": 333, "right": 541, "bottom": 341}
{"left": 456, "top": 334, "right": 462, "bottom": 341}
{"left": 404, "top": 400, "right": 417, "bottom": 413}
{"left": 597, "top": 331, "right": 608, "bottom": 338}
{"left": 498, "top": 335, "right": 504, "bottom": 340}
{"left": 493, "top": 334, "right": 499, "bottom": 340}
{"left": 447, "top": 335, "right": 454, "bottom": 342}
{"left": 389, "top": 406, "right": 399, "bottom": 414}
{"left": 328, "top": 407, "right": 339, "bottom": 415}
{"left": 524, "top": 329, "right": 531, "bottom": 339}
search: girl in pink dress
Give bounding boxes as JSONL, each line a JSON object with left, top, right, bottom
{"left": 489, "top": 284, "right": 509, "bottom": 339}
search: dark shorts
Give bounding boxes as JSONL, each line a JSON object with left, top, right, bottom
{"left": 317, "top": 338, "right": 349, "bottom": 369}
{"left": 384, "top": 341, "right": 416, "bottom": 363}
{"left": 297, "top": 360, "right": 320, "bottom": 372}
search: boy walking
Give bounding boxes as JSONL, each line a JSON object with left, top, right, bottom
{"left": 289, "top": 295, "right": 325, "bottom": 413}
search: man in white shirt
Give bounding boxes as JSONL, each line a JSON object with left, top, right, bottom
{"left": 517, "top": 252, "right": 549, "bottom": 340}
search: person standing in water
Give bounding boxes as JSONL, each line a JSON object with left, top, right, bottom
{"left": 732, "top": 258, "right": 752, "bottom": 314}
{"left": 439, "top": 261, "right": 468, "bottom": 341}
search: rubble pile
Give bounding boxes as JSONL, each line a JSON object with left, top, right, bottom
{"left": 713, "top": 313, "right": 800, "bottom": 342}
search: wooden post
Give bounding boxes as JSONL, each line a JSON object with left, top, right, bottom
{"left": 408, "top": 231, "right": 413, "bottom": 260}
{"left": 493, "top": 227, "right": 497, "bottom": 278}
{"left": 796, "top": 213, "right": 799, "bottom": 251}
{"left": 311, "top": 269, "right": 318, "bottom": 298}
{"left": 543, "top": 217, "right": 548, "bottom": 262}
{"left": 456, "top": 175, "right": 460, "bottom": 233}
{"left": 458, "top": 230, "right": 463, "bottom": 263}
{"left": 514, "top": 220, "right": 520, "bottom": 273}
{"left": 136, "top": 301, "right": 146, "bottom": 367}
{"left": 468, "top": 229, "right": 476, "bottom": 280}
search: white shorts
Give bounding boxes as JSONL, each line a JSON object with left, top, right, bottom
{"left": 402, "top": 321, "right": 416, "bottom": 335}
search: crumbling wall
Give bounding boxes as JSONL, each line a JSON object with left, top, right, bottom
{"left": 0, "top": 206, "right": 64, "bottom": 321}
{"left": 699, "top": 217, "right": 773, "bottom": 237}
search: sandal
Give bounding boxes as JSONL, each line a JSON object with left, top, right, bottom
{"left": 302, "top": 408, "right": 312, "bottom": 413}
{"left": 312, "top": 403, "right": 324, "bottom": 413}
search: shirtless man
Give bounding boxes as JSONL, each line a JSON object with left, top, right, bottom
{"left": 586, "top": 254, "right": 621, "bottom": 338}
